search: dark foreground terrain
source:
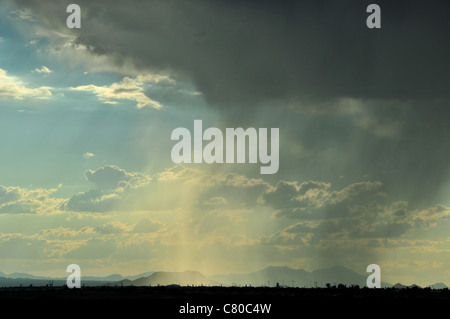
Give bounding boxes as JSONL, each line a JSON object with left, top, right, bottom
{"left": 0, "top": 286, "right": 448, "bottom": 317}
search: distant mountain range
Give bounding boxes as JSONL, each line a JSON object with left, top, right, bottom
{"left": 0, "top": 271, "right": 153, "bottom": 282}
{"left": 391, "top": 282, "right": 450, "bottom": 289}
{"left": 427, "top": 282, "right": 448, "bottom": 289}
{"left": 0, "top": 267, "right": 447, "bottom": 289}
{"left": 120, "top": 270, "right": 219, "bottom": 287}
{"left": 211, "top": 266, "right": 393, "bottom": 288}
{"left": 0, "top": 271, "right": 154, "bottom": 287}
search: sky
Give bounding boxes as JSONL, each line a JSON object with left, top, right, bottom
{"left": 0, "top": 0, "right": 449, "bottom": 286}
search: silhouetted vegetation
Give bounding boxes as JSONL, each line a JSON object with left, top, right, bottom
{"left": 0, "top": 285, "right": 447, "bottom": 317}
{"left": 0, "top": 284, "right": 449, "bottom": 300}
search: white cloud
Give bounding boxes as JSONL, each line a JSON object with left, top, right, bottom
{"left": 63, "top": 165, "right": 152, "bottom": 212}
{"left": 38, "top": 226, "right": 95, "bottom": 238}
{"left": 85, "top": 165, "right": 151, "bottom": 190}
{"left": 10, "top": 9, "right": 36, "bottom": 22}
{"left": 203, "top": 197, "right": 228, "bottom": 206}
{"left": 62, "top": 165, "right": 270, "bottom": 213}
{"left": 83, "top": 152, "right": 96, "bottom": 159}
{"left": 132, "top": 218, "right": 162, "bottom": 233}
{"left": 95, "top": 222, "right": 132, "bottom": 234}
{"left": 158, "top": 165, "right": 269, "bottom": 190}
{"left": 71, "top": 74, "right": 173, "bottom": 109}
{"left": 263, "top": 180, "right": 383, "bottom": 214}
{"left": 156, "top": 166, "right": 270, "bottom": 210}
{"left": 34, "top": 66, "right": 52, "bottom": 74}
{"left": 62, "top": 189, "right": 120, "bottom": 213}
{"left": 0, "top": 68, "right": 52, "bottom": 100}
{"left": 0, "top": 185, "right": 63, "bottom": 214}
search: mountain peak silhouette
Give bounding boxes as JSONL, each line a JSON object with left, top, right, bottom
{"left": 122, "top": 270, "right": 219, "bottom": 287}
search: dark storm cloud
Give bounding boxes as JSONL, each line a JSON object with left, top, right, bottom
{"left": 274, "top": 97, "right": 450, "bottom": 209}
{"left": 8, "top": 0, "right": 450, "bottom": 108}
{"left": 10, "top": 0, "right": 450, "bottom": 203}
{"left": 9, "top": 0, "right": 450, "bottom": 209}
{"left": 262, "top": 180, "right": 383, "bottom": 217}
{"left": 263, "top": 178, "right": 450, "bottom": 240}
